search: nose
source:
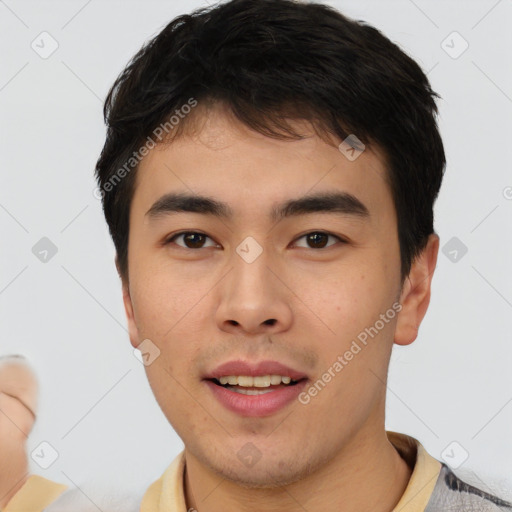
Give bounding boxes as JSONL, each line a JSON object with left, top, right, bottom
{"left": 215, "top": 247, "right": 293, "bottom": 336}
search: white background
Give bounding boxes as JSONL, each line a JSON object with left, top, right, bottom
{"left": 1, "top": 0, "right": 511, "bottom": 506}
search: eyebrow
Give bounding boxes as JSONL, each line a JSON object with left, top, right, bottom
{"left": 145, "top": 191, "right": 370, "bottom": 223}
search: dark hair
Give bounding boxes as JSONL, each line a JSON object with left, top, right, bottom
{"left": 95, "top": 0, "right": 446, "bottom": 284}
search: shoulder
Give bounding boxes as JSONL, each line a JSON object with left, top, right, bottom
{"left": 425, "top": 463, "right": 512, "bottom": 512}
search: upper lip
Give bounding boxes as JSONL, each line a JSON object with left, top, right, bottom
{"left": 204, "top": 360, "right": 309, "bottom": 381}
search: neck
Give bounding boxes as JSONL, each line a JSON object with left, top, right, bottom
{"left": 184, "top": 428, "right": 413, "bottom": 512}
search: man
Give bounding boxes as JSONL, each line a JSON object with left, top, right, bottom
{"left": 95, "top": 0, "right": 512, "bottom": 509}
{"left": 2, "top": 0, "right": 510, "bottom": 510}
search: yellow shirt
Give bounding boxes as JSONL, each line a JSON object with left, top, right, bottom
{"left": 1, "top": 475, "right": 68, "bottom": 512}
{"left": 1, "top": 431, "right": 442, "bottom": 511}
{"left": 141, "top": 430, "right": 442, "bottom": 511}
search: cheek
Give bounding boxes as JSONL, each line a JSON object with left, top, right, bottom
{"left": 130, "top": 267, "right": 195, "bottom": 338}
{"left": 131, "top": 270, "right": 206, "bottom": 377}
{"left": 302, "top": 269, "right": 384, "bottom": 331}
{"left": 298, "top": 265, "right": 397, "bottom": 369}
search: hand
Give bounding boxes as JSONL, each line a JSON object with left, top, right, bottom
{"left": 0, "top": 355, "right": 38, "bottom": 509}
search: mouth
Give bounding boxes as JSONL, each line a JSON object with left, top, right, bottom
{"left": 203, "top": 375, "right": 309, "bottom": 416}
{"left": 202, "top": 359, "right": 310, "bottom": 416}
{"left": 206, "top": 376, "right": 307, "bottom": 395}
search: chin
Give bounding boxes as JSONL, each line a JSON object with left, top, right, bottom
{"left": 206, "top": 451, "right": 316, "bottom": 489}
{"left": 220, "top": 466, "right": 306, "bottom": 489}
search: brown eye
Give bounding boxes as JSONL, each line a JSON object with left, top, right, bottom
{"left": 166, "top": 232, "right": 217, "bottom": 249}
{"left": 294, "top": 231, "right": 344, "bottom": 249}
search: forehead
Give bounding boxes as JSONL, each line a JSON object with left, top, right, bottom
{"left": 131, "top": 106, "right": 393, "bottom": 225}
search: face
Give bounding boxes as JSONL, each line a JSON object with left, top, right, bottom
{"left": 122, "top": 104, "right": 434, "bottom": 487}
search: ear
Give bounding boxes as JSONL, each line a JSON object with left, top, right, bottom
{"left": 116, "top": 255, "right": 140, "bottom": 350}
{"left": 394, "top": 234, "right": 439, "bottom": 346}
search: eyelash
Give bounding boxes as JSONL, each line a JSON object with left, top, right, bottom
{"left": 163, "top": 231, "right": 347, "bottom": 250}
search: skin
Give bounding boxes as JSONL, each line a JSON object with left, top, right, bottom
{"left": 121, "top": 103, "right": 439, "bottom": 512}
{"left": 0, "top": 359, "right": 38, "bottom": 509}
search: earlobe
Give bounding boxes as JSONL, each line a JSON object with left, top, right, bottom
{"left": 394, "top": 234, "right": 439, "bottom": 346}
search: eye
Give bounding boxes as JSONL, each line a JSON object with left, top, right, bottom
{"left": 163, "top": 230, "right": 346, "bottom": 250}
{"left": 164, "top": 231, "right": 218, "bottom": 249}
{"left": 293, "top": 231, "right": 345, "bottom": 249}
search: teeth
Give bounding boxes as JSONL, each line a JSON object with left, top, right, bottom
{"left": 217, "top": 375, "right": 296, "bottom": 387}
{"left": 238, "top": 376, "right": 255, "bottom": 387}
{"left": 270, "top": 375, "right": 282, "bottom": 385}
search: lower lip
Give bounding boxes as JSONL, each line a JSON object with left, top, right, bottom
{"left": 204, "top": 379, "right": 308, "bottom": 417}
